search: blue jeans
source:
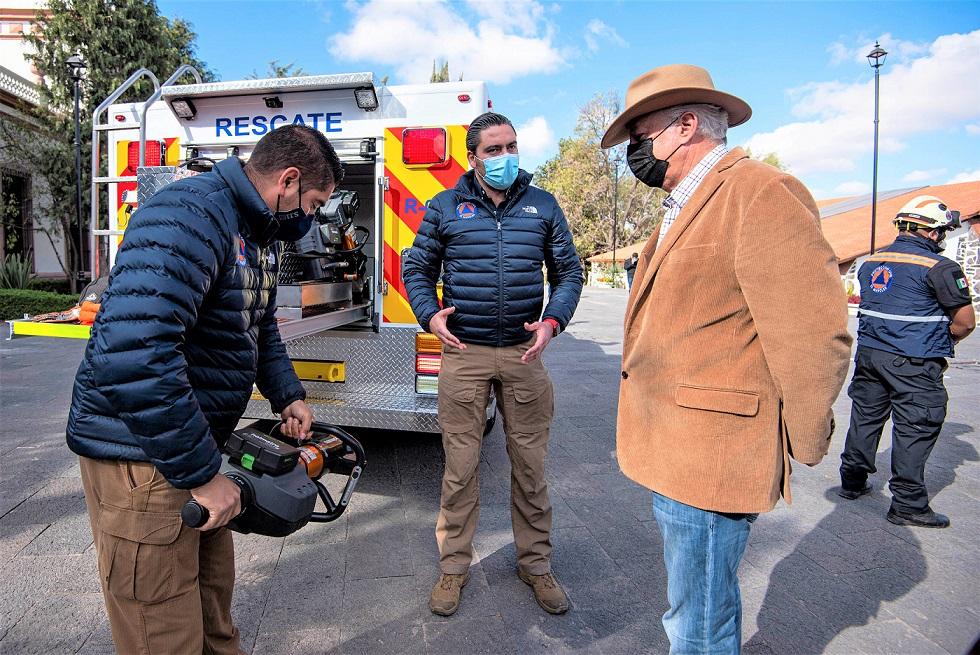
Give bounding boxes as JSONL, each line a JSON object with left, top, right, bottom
{"left": 652, "top": 492, "right": 756, "bottom": 655}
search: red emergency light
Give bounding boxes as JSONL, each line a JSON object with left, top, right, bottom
{"left": 402, "top": 128, "right": 447, "bottom": 165}
{"left": 127, "top": 140, "right": 166, "bottom": 169}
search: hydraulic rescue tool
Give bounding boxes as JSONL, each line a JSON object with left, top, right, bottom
{"left": 180, "top": 421, "right": 365, "bottom": 537}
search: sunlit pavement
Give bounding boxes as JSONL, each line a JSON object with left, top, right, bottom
{"left": 1, "top": 288, "right": 977, "bottom": 654}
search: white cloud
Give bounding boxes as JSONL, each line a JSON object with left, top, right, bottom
{"left": 827, "top": 33, "right": 929, "bottom": 66}
{"left": 901, "top": 168, "right": 947, "bottom": 183}
{"left": 516, "top": 115, "right": 555, "bottom": 158}
{"left": 745, "top": 29, "right": 980, "bottom": 176}
{"left": 328, "top": 0, "right": 563, "bottom": 85}
{"left": 834, "top": 181, "right": 870, "bottom": 196}
{"left": 584, "top": 19, "right": 627, "bottom": 53}
{"left": 947, "top": 168, "right": 980, "bottom": 184}
{"left": 966, "top": 124, "right": 980, "bottom": 135}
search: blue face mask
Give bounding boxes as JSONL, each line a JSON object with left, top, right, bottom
{"left": 479, "top": 153, "right": 519, "bottom": 190}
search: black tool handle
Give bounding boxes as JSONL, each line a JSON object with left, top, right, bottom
{"left": 181, "top": 500, "right": 209, "bottom": 528}
{"left": 180, "top": 474, "right": 250, "bottom": 528}
{"left": 308, "top": 422, "right": 366, "bottom": 523}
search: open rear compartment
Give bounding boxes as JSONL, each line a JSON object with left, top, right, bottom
{"left": 274, "top": 159, "right": 379, "bottom": 340}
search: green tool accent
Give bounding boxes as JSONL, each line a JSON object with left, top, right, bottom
{"left": 241, "top": 453, "right": 255, "bottom": 470}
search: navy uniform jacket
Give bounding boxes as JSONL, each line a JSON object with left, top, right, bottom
{"left": 66, "top": 158, "right": 305, "bottom": 489}
{"left": 857, "top": 234, "right": 972, "bottom": 358}
{"left": 403, "top": 169, "right": 583, "bottom": 346}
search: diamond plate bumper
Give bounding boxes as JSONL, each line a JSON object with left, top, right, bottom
{"left": 243, "top": 326, "right": 494, "bottom": 434}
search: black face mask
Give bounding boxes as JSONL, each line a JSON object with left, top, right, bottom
{"left": 626, "top": 116, "right": 683, "bottom": 189}
{"left": 269, "top": 177, "right": 316, "bottom": 244}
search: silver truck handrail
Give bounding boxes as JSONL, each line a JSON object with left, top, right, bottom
{"left": 89, "top": 68, "right": 160, "bottom": 277}
{"left": 139, "top": 65, "right": 202, "bottom": 166}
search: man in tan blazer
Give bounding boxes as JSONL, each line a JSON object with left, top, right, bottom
{"left": 602, "top": 64, "right": 852, "bottom": 654}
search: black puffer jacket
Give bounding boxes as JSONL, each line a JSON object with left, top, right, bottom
{"left": 403, "top": 169, "right": 582, "bottom": 346}
{"left": 66, "top": 157, "right": 305, "bottom": 489}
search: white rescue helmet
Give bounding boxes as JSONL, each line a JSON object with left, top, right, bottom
{"left": 894, "top": 195, "right": 961, "bottom": 231}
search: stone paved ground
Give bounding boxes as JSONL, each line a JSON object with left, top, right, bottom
{"left": 1, "top": 287, "right": 977, "bottom": 655}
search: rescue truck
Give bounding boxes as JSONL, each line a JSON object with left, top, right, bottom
{"left": 79, "top": 66, "right": 496, "bottom": 434}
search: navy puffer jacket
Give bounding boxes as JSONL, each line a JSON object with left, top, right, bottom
{"left": 403, "top": 169, "right": 583, "bottom": 346}
{"left": 66, "top": 157, "right": 305, "bottom": 489}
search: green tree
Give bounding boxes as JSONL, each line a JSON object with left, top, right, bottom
{"left": 247, "top": 59, "right": 306, "bottom": 79}
{"left": 536, "top": 92, "right": 666, "bottom": 265}
{"left": 430, "top": 59, "right": 450, "bottom": 83}
{"left": 0, "top": 0, "right": 214, "bottom": 291}
{"left": 745, "top": 147, "right": 788, "bottom": 171}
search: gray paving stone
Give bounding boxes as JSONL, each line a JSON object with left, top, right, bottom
{"left": 251, "top": 627, "right": 343, "bottom": 655}
{"left": 2, "top": 290, "right": 978, "bottom": 654}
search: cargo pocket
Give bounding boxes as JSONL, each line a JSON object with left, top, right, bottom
{"left": 98, "top": 503, "right": 185, "bottom": 603}
{"left": 907, "top": 391, "right": 947, "bottom": 431}
{"left": 438, "top": 382, "right": 481, "bottom": 433}
{"left": 508, "top": 380, "right": 554, "bottom": 432}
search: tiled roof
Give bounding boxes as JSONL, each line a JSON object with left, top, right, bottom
{"left": 821, "top": 180, "right": 980, "bottom": 263}
{"left": 588, "top": 241, "right": 647, "bottom": 263}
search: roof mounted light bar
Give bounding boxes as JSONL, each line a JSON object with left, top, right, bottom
{"left": 159, "top": 73, "right": 375, "bottom": 99}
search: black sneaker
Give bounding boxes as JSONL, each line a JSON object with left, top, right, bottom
{"left": 886, "top": 507, "right": 950, "bottom": 528}
{"left": 837, "top": 482, "right": 872, "bottom": 500}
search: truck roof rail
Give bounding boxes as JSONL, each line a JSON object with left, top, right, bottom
{"left": 139, "top": 65, "right": 203, "bottom": 168}
{"left": 89, "top": 68, "right": 160, "bottom": 278}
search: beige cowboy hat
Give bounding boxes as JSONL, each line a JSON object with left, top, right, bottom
{"left": 601, "top": 64, "right": 752, "bottom": 148}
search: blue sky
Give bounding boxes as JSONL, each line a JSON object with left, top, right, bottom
{"left": 157, "top": 0, "right": 980, "bottom": 200}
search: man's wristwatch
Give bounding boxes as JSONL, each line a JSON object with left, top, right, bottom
{"left": 543, "top": 318, "right": 560, "bottom": 338}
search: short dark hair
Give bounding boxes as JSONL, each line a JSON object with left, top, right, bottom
{"left": 246, "top": 124, "right": 344, "bottom": 190}
{"left": 465, "top": 112, "right": 515, "bottom": 153}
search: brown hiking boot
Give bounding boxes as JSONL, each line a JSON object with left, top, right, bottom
{"left": 429, "top": 572, "right": 469, "bottom": 616}
{"left": 519, "top": 570, "right": 569, "bottom": 614}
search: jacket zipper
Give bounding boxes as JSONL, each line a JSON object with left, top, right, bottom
{"left": 496, "top": 210, "right": 503, "bottom": 344}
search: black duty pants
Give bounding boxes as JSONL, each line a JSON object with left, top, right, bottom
{"left": 840, "top": 346, "right": 948, "bottom": 513}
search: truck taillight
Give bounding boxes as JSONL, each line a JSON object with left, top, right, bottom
{"left": 127, "top": 140, "right": 165, "bottom": 169}
{"left": 415, "top": 375, "right": 439, "bottom": 395}
{"left": 416, "top": 353, "right": 441, "bottom": 375}
{"left": 415, "top": 332, "right": 442, "bottom": 354}
{"left": 402, "top": 128, "right": 447, "bottom": 165}
{"left": 415, "top": 332, "right": 442, "bottom": 394}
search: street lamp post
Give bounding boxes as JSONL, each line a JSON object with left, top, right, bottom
{"left": 867, "top": 42, "right": 887, "bottom": 255}
{"left": 612, "top": 162, "right": 619, "bottom": 285}
{"left": 66, "top": 54, "right": 86, "bottom": 285}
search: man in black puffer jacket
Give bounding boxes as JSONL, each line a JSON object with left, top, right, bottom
{"left": 66, "top": 125, "right": 342, "bottom": 655}
{"left": 403, "top": 112, "right": 582, "bottom": 617}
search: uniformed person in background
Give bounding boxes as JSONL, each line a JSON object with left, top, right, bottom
{"left": 839, "top": 195, "right": 975, "bottom": 528}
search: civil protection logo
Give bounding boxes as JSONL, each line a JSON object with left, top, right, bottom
{"left": 456, "top": 202, "right": 477, "bottom": 219}
{"left": 870, "top": 264, "right": 892, "bottom": 293}
{"left": 237, "top": 235, "right": 248, "bottom": 267}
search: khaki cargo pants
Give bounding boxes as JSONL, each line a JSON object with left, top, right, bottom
{"left": 79, "top": 456, "right": 242, "bottom": 655}
{"left": 436, "top": 339, "right": 555, "bottom": 576}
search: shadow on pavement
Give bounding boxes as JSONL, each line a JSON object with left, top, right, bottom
{"left": 746, "top": 424, "right": 978, "bottom": 654}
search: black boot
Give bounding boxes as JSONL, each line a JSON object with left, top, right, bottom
{"left": 886, "top": 507, "right": 950, "bottom": 528}
{"left": 838, "top": 482, "right": 872, "bottom": 500}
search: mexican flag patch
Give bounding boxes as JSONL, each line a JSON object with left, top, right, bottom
{"left": 956, "top": 276, "right": 968, "bottom": 289}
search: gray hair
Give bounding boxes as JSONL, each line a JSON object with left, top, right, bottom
{"left": 465, "top": 112, "right": 515, "bottom": 153}
{"left": 656, "top": 103, "right": 729, "bottom": 144}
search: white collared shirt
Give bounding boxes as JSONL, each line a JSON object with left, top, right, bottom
{"left": 657, "top": 143, "right": 729, "bottom": 248}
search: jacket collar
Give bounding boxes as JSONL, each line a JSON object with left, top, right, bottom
{"left": 894, "top": 233, "right": 943, "bottom": 254}
{"left": 212, "top": 157, "right": 279, "bottom": 246}
{"left": 454, "top": 169, "right": 533, "bottom": 210}
{"left": 625, "top": 147, "right": 749, "bottom": 333}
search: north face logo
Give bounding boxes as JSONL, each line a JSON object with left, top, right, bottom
{"left": 522, "top": 206, "right": 538, "bottom": 214}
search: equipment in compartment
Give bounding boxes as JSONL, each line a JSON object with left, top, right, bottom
{"left": 277, "top": 189, "right": 370, "bottom": 320}
{"left": 280, "top": 190, "right": 368, "bottom": 298}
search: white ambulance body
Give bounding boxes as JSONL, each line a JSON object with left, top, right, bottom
{"left": 96, "top": 70, "right": 495, "bottom": 433}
